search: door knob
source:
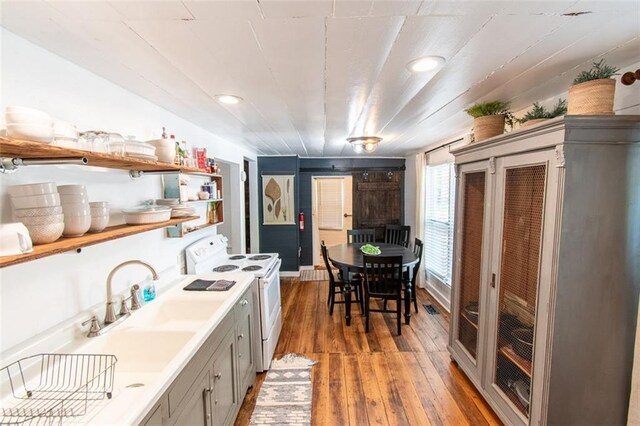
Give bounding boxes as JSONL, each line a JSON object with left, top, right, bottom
{"left": 344, "top": 213, "right": 353, "bottom": 217}
{"left": 214, "top": 373, "right": 222, "bottom": 380}
{"left": 238, "top": 333, "right": 244, "bottom": 340}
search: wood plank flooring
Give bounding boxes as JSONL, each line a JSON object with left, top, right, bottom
{"left": 234, "top": 277, "right": 501, "bottom": 426}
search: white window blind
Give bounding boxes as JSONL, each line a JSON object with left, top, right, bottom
{"left": 424, "top": 162, "right": 455, "bottom": 286}
{"left": 317, "top": 178, "right": 344, "bottom": 230}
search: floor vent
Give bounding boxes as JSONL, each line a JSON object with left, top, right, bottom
{"left": 423, "top": 304, "right": 439, "bottom": 315}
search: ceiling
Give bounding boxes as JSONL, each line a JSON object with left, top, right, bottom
{"left": 1, "top": 1, "right": 639, "bottom": 157}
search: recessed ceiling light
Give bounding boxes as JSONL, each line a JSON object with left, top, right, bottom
{"left": 215, "top": 94, "right": 243, "bottom": 105}
{"left": 407, "top": 56, "right": 445, "bottom": 73}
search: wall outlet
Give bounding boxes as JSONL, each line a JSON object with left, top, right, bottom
{"left": 177, "top": 253, "right": 186, "bottom": 274}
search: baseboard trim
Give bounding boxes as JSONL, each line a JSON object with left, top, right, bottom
{"left": 298, "top": 266, "right": 314, "bottom": 271}
{"left": 280, "top": 271, "right": 301, "bottom": 277}
{"left": 424, "top": 282, "right": 451, "bottom": 313}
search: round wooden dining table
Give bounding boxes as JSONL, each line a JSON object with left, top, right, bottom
{"left": 327, "top": 242, "right": 419, "bottom": 326}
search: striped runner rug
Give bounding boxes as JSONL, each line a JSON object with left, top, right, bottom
{"left": 299, "top": 269, "right": 330, "bottom": 281}
{"left": 250, "top": 354, "right": 317, "bottom": 425}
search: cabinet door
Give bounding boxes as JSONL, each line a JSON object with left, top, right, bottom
{"left": 170, "top": 368, "right": 212, "bottom": 426}
{"left": 485, "top": 150, "right": 559, "bottom": 426}
{"left": 450, "top": 160, "right": 493, "bottom": 384}
{"left": 212, "top": 329, "right": 238, "bottom": 426}
{"left": 236, "top": 295, "right": 255, "bottom": 397}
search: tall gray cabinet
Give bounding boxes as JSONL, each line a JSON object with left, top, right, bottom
{"left": 448, "top": 115, "right": 640, "bottom": 425}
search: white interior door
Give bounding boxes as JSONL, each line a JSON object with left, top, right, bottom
{"left": 312, "top": 176, "right": 352, "bottom": 265}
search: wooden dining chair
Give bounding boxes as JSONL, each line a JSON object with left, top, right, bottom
{"left": 384, "top": 224, "right": 411, "bottom": 247}
{"left": 404, "top": 238, "right": 424, "bottom": 314}
{"left": 321, "top": 241, "right": 363, "bottom": 315}
{"left": 363, "top": 255, "right": 404, "bottom": 335}
{"left": 347, "top": 229, "right": 375, "bottom": 243}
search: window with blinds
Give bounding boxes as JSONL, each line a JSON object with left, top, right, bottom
{"left": 424, "top": 162, "right": 456, "bottom": 286}
{"left": 317, "top": 178, "right": 344, "bottom": 230}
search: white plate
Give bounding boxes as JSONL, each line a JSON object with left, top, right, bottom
{"left": 126, "top": 153, "right": 158, "bottom": 161}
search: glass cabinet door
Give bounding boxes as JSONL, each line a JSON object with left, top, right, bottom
{"left": 492, "top": 164, "right": 547, "bottom": 418}
{"left": 456, "top": 171, "right": 487, "bottom": 360}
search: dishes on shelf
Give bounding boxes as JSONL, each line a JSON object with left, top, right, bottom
{"left": 170, "top": 204, "right": 196, "bottom": 218}
{"left": 5, "top": 106, "right": 54, "bottom": 143}
{"left": 0, "top": 223, "right": 33, "bottom": 256}
{"left": 146, "top": 138, "right": 176, "bottom": 163}
{"left": 155, "top": 198, "right": 180, "bottom": 206}
{"left": 464, "top": 302, "right": 479, "bottom": 324}
{"left": 8, "top": 183, "right": 64, "bottom": 244}
{"left": 89, "top": 202, "right": 110, "bottom": 233}
{"left": 511, "top": 328, "right": 534, "bottom": 360}
{"left": 59, "top": 185, "right": 91, "bottom": 237}
{"left": 110, "top": 137, "right": 156, "bottom": 159}
{"left": 511, "top": 380, "right": 530, "bottom": 408}
{"left": 123, "top": 206, "right": 171, "bottom": 225}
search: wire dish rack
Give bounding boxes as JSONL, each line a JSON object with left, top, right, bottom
{"left": 0, "top": 354, "right": 117, "bottom": 425}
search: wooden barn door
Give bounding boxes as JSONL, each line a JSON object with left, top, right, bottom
{"left": 352, "top": 171, "right": 403, "bottom": 241}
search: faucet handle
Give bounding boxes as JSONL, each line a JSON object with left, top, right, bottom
{"left": 81, "top": 316, "right": 101, "bottom": 338}
{"left": 119, "top": 297, "right": 131, "bottom": 316}
{"left": 130, "top": 284, "right": 142, "bottom": 310}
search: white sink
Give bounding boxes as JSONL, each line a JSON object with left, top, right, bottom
{"left": 139, "top": 298, "right": 226, "bottom": 326}
{"left": 86, "top": 329, "right": 195, "bottom": 373}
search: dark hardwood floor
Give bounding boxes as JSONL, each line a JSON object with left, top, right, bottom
{"left": 235, "top": 277, "right": 501, "bottom": 425}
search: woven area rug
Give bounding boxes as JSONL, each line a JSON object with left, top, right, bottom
{"left": 250, "top": 354, "right": 316, "bottom": 425}
{"left": 299, "top": 269, "right": 329, "bottom": 281}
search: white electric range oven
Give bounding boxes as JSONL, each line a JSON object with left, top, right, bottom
{"left": 185, "top": 235, "right": 282, "bottom": 372}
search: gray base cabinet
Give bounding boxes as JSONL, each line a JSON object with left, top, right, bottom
{"left": 141, "top": 286, "right": 256, "bottom": 426}
{"left": 448, "top": 116, "right": 640, "bottom": 425}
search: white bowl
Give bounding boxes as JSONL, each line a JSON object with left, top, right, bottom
{"left": 61, "top": 203, "right": 91, "bottom": 217}
{"left": 52, "top": 121, "right": 78, "bottom": 139}
{"left": 155, "top": 147, "right": 176, "bottom": 164}
{"left": 6, "top": 123, "right": 53, "bottom": 143}
{"left": 13, "top": 205, "right": 63, "bottom": 217}
{"left": 63, "top": 214, "right": 91, "bottom": 237}
{"left": 146, "top": 138, "right": 174, "bottom": 150}
{"left": 89, "top": 215, "right": 109, "bottom": 233}
{"left": 5, "top": 106, "right": 52, "bottom": 122}
{"left": 90, "top": 208, "right": 110, "bottom": 217}
{"left": 89, "top": 201, "right": 109, "bottom": 209}
{"left": 57, "top": 185, "right": 87, "bottom": 195}
{"left": 10, "top": 193, "right": 60, "bottom": 209}
{"left": 26, "top": 222, "right": 64, "bottom": 245}
{"left": 60, "top": 193, "right": 89, "bottom": 204}
{"left": 18, "top": 214, "right": 64, "bottom": 226}
{"left": 123, "top": 206, "right": 171, "bottom": 225}
{"left": 5, "top": 112, "right": 53, "bottom": 127}
{"left": 7, "top": 182, "right": 57, "bottom": 197}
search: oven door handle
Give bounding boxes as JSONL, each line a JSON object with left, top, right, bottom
{"left": 263, "top": 258, "right": 281, "bottom": 284}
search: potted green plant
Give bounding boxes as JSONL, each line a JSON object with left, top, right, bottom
{"left": 568, "top": 59, "right": 619, "bottom": 115}
{"left": 519, "top": 99, "right": 567, "bottom": 127}
{"left": 465, "top": 101, "right": 512, "bottom": 142}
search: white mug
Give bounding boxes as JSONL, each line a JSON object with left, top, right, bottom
{"left": 0, "top": 223, "right": 33, "bottom": 256}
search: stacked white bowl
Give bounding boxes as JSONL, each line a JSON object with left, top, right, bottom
{"left": 89, "top": 202, "right": 110, "bottom": 233}
{"left": 52, "top": 120, "right": 79, "bottom": 149}
{"left": 5, "top": 106, "right": 54, "bottom": 143}
{"left": 146, "top": 138, "right": 175, "bottom": 163}
{"left": 8, "top": 183, "right": 64, "bottom": 244}
{"left": 58, "top": 185, "right": 91, "bottom": 237}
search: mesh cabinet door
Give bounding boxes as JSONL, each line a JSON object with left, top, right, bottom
{"left": 456, "top": 171, "right": 487, "bottom": 360}
{"left": 493, "top": 164, "right": 547, "bottom": 418}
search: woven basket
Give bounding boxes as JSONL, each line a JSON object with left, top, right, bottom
{"left": 473, "top": 115, "right": 505, "bottom": 142}
{"left": 567, "top": 78, "right": 616, "bottom": 115}
{"left": 521, "top": 118, "right": 548, "bottom": 128}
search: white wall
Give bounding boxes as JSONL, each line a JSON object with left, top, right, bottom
{"left": 0, "top": 30, "right": 257, "bottom": 356}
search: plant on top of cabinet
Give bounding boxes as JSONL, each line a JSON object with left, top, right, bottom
{"left": 568, "top": 59, "right": 620, "bottom": 115}
{"left": 519, "top": 99, "right": 567, "bottom": 127}
{"left": 465, "top": 100, "right": 514, "bottom": 142}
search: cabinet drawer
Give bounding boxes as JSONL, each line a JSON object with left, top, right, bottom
{"left": 167, "top": 310, "right": 234, "bottom": 417}
{"left": 234, "top": 287, "right": 252, "bottom": 316}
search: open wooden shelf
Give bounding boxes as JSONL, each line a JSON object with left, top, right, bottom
{"left": 460, "top": 312, "right": 479, "bottom": 330}
{"left": 0, "top": 216, "right": 199, "bottom": 268}
{"left": 499, "top": 345, "right": 532, "bottom": 378}
{"left": 0, "top": 137, "right": 206, "bottom": 174}
{"left": 181, "top": 220, "right": 224, "bottom": 236}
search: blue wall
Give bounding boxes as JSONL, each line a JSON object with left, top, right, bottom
{"left": 258, "top": 156, "right": 406, "bottom": 271}
{"left": 258, "top": 156, "right": 300, "bottom": 271}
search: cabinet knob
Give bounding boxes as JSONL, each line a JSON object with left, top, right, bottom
{"left": 238, "top": 333, "right": 244, "bottom": 340}
{"left": 214, "top": 373, "right": 222, "bottom": 380}
{"left": 239, "top": 353, "right": 242, "bottom": 358}
{"left": 240, "top": 299, "right": 249, "bottom": 306}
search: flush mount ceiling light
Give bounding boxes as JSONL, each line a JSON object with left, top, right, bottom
{"left": 347, "top": 136, "right": 382, "bottom": 154}
{"left": 215, "top": 94, "right": 243, "bottom": 105}
{"left": 407, "top": 55, "right": 445, "bottom": 73}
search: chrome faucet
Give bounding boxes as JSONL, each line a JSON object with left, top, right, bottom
{"left": 105, "top": 260, "right": 159, "bottom": 325}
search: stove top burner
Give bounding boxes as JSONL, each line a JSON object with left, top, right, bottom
{"left": 213, "top": 265, "right": 239, "bottom": 272}
{"left": 229, "top": 255, "right": 246, "bottom": 260}
{"left": 249, "top": 255, "right": 271, "bottom": 261}
{"left": 242, "top": 265, "right": 263, "bottom": 272}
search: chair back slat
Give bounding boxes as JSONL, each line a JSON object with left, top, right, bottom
{"left": 320, "top": 241, "right": 336, "bottom": 285}
{"left": 363, "top": 255, "right": 403, "bottom": 298}
{"left": 411, "top": 238, "right": 424, "bottom": 286}
{"left": 347, "top": 229, "right": 375, "bottom": 243}
{"left": 384, "top": 225, "right": 411, "bottom": 247}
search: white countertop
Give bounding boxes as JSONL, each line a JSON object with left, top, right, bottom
{"left": 18, "top": 271, "right": 255, "bottom": 425}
